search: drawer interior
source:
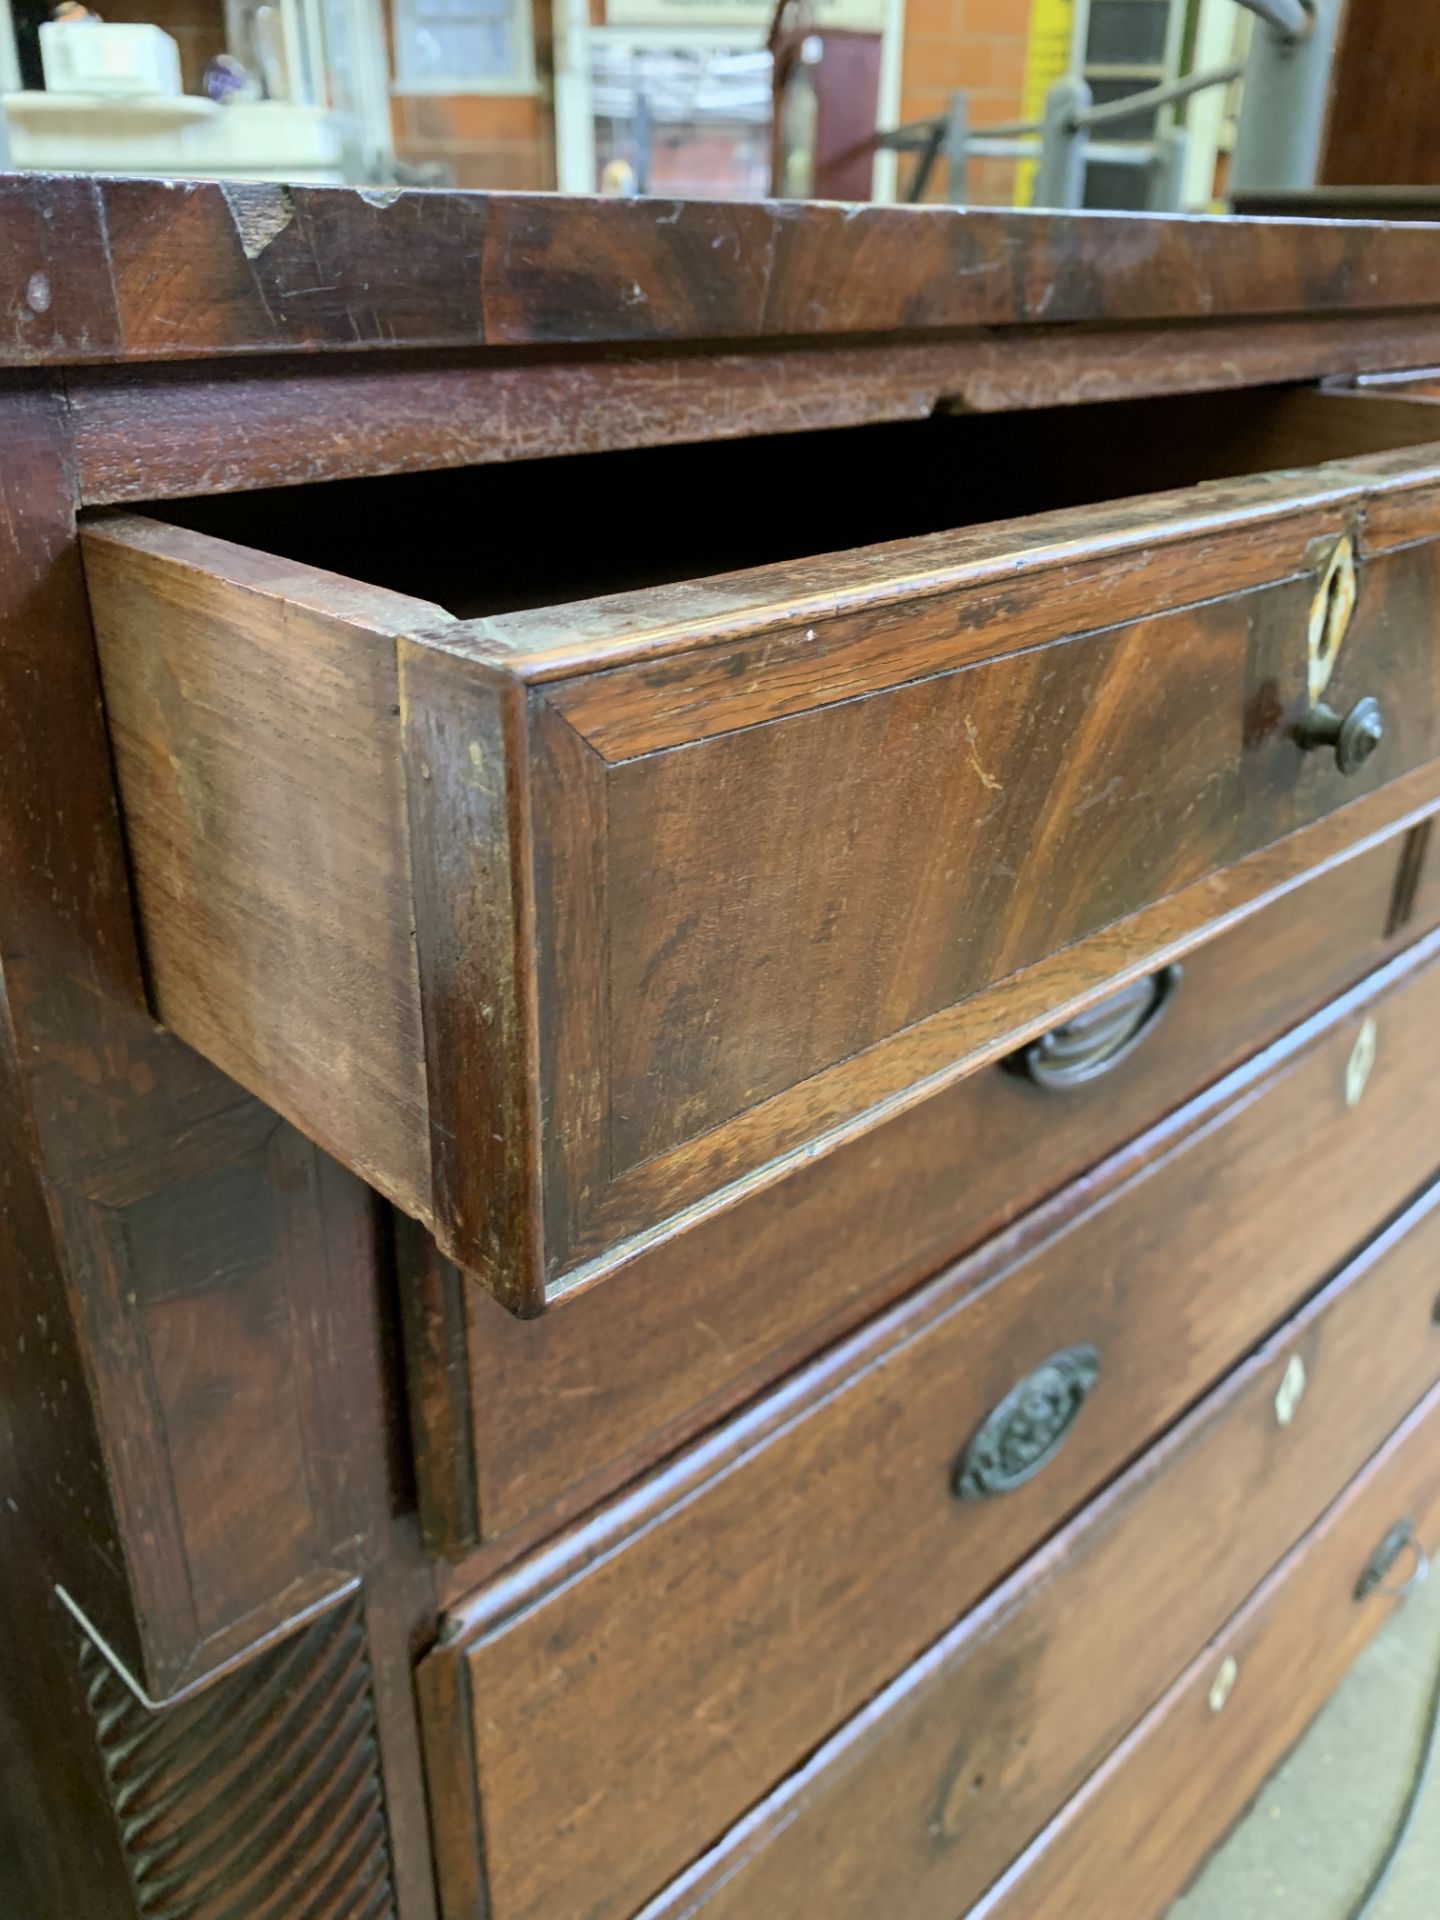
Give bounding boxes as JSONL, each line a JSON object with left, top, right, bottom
{"left": 148, "top": 385, "right": 1440, "bottom": 620}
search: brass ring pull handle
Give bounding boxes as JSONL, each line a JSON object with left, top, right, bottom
{"left": 954, "top": 1345, "right": 1100, "bottom": 1501}
{"left": 1294, "top": 695, "right": 1385, "bottom": 776}
{"left": 1008, "top": 967, "right": 1181, "bottom": 1091}
{"left": 1355, "top": 1520, "right": 1431, "bottom": 1603}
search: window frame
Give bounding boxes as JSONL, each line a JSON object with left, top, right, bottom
{"left": 390, "top": 0, "right": 538, "bottom": 97}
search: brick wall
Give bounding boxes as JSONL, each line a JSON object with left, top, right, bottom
{"left": 897, "top": 0, "right": 1030, "bottom": 204}
{"left": 389, "top": 89, "right": 556, "bottom": 188}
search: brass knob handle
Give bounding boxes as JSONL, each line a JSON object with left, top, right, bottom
{"left": 1294, "top": 695, "right": 1384, "bottom": 776}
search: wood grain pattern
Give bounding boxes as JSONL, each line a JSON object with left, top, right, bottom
{"left": 83, "top": 515, "right": 450, "bottom": 1228}
{"left": 8, "top": 178, "right": 1440, "bottom": 368}
{"left": 460, "top": 450, "right": 1440, "bottom": 1299}
{"left": 0, "top": 376, "right": 440, "bottom": 1918}
{"left": 422, "top": 945, "right": 1440, "bottom": 1920}
{"left": 0, "top": 980, "right": 136, "bottom": 1920}
{"left": 591, "top": 553, "right": 1428, "bottom": 1175}
{"left": 1320, "top": 0, "right": 1440, "bottom": 189}
{"left": 14, "top": 176, "right": 1440, "bottom": 1920}
{"left": 79, "top": 1593, "right": 398, "bottom": 1920}
{"left": 82, "top": 421, "right": 1440, "bottom": 1308}
{"left": 62, "top": 317, "right": 1440, "bottom": 509}
{"left": 425, "top": 809, "right": 1437, "bottom": 1557}
{"left": 399, "top": 644, "right": 545, "bottom": 1317}
{"left": 623, "top": 1178, "right": 1440, "bottom": 1920}
{"left": 973, "top": 1372, "right": 1440, "bottom": 1920}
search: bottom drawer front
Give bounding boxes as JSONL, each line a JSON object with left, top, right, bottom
{"left": 972, "top": 1374, "right": 1440, "bottom": 1920}
{"left": 638, "top": 1179, "right": 1440, "bottom": 1920}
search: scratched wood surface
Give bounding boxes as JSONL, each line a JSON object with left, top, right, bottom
{"left": 79, "top": 517, "right": 449, "bottom": 1227}
{"left": 428, "top": 810, "right": 1440, "bottom": 1560}
{"left": 420, "top": 951, "right": 1440, "bottom": 1920}
{"left": 16, "top": 174, "right": 1440, "bottom": 1920}
{"left": 0, "top": 369, "right": 441, "bottom": 1919}
{"left": 618, "top": 1180, "right": 1440, "bottom": 1920}
{"left": 55, "top": 319, "right": 1440, "bottom": 506}
{"left": 83, "top": 395, "right": 1440, "bottom": 1310}
{"left": 7, "top": 176, "right": 1440, "bottom": 368}
{"left": 971, "top": 1377, "right": 1440, "bottom": 1920}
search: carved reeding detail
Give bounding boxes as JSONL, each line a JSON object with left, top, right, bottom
{"left": 78, "top": 1595, "right": 399, "bottom": 1920}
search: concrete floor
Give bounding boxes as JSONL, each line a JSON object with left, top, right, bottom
{"left": 1168, "top": 1559, "right": 1440, "bottom": 1920}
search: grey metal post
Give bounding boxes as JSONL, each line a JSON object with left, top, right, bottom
{"left": 1235, "top": 0, "right": 1312, "bottom": 35}
{"left": 1033, "top": 75, "right": 1092, "bottom": 210}
{"left": 1231, "top": 0, "right": 1343, "bottom": 194}
{"left": 633, "top": 86, "right": 653, "bottom": 195}
{"left": 1148, "top": 124, "right": 1189, "bottom": 212}
{"left": 944, "top": 91, "right": 970, "bottom": 207}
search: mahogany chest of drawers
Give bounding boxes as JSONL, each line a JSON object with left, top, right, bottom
{"left": 5, "top": 174, "right": 1440, "bottom": 1920}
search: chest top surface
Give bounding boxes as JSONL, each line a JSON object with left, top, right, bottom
{"left": 3, "top": 173, "right": 1440, "bottom": 370}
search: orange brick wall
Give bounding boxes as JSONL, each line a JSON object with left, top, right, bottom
{"left": 897, "top": 0, "right": 1031, "bottom": 203}
{"left": 389, "top": 89, "right": 556, "bottom": 189}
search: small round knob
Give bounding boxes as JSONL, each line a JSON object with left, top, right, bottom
{"left": 1294, "top": 695, "right": 1384, "bottom": 776}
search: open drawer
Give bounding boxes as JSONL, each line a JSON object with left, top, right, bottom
{"left": 82, "top": 385, "right": 1440, "bottom": 1312}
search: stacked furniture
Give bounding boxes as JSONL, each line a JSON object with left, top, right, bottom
{"left": 5, "top": 174, "right": 1440, "bottom": 1920}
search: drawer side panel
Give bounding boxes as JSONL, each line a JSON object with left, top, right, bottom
{"left": 83, "top": 515, "right": 440, "bottom": 1223}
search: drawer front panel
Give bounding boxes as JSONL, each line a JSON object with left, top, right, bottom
{"left": 459, "top": 811, "right": 1440, "bottom": 1546}
{"left": 596, "top": 558, "right": 1427, "bottom": 1173}
{"left": 972, "top": 1377, "right": 1440, "bottom": 1920}
{"left": 633, "top": 1180, "right": 1440, "bottom": 1920}
{"left": 518, "top": 488, "right": 1440, "bottom": 1296}
{"left": 424, "top": 943, "right": 1440, "bottom": 1920}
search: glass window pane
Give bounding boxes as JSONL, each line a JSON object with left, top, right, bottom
{"left": 1087, "top": 0, "right": 1170, "bottom": 67}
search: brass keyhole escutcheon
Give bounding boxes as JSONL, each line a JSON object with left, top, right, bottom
{"left": 1308, "top": 534, "right": 1356, "bottom": 706}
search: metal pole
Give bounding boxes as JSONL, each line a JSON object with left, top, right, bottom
{"left": 633, "top": 87, "right": 652, "bottom": 196}
{"left": 1148, "top": 125, "right": 1189, "bottom": 212}
{"left": 1034, "top": 75, "right": 1092, "bottom": 210}
{"left": 552, "top": 0, "right": 597, "bottom": 193}
{"left": 1230, "top": 0, "right": 1342, "bottom": 193}
{"left": 1234, "top": 0, "right": 1312, "bottom": 39}
{"left": 1074, "top": 63, "right": 1243, "bottom": 131}
{"left": 944, "top": 91, "right": 969, "bottom": 207}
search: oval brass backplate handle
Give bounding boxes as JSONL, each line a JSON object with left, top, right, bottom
{"left": 954, "top": 1345, "right": 1101, "bottom": 1501}
{"left": 1294, "top": 695, "right": 1384, "bottom": 776}
{"left": 1008, "top": 967, "right": 1181, "bottom": 1091}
